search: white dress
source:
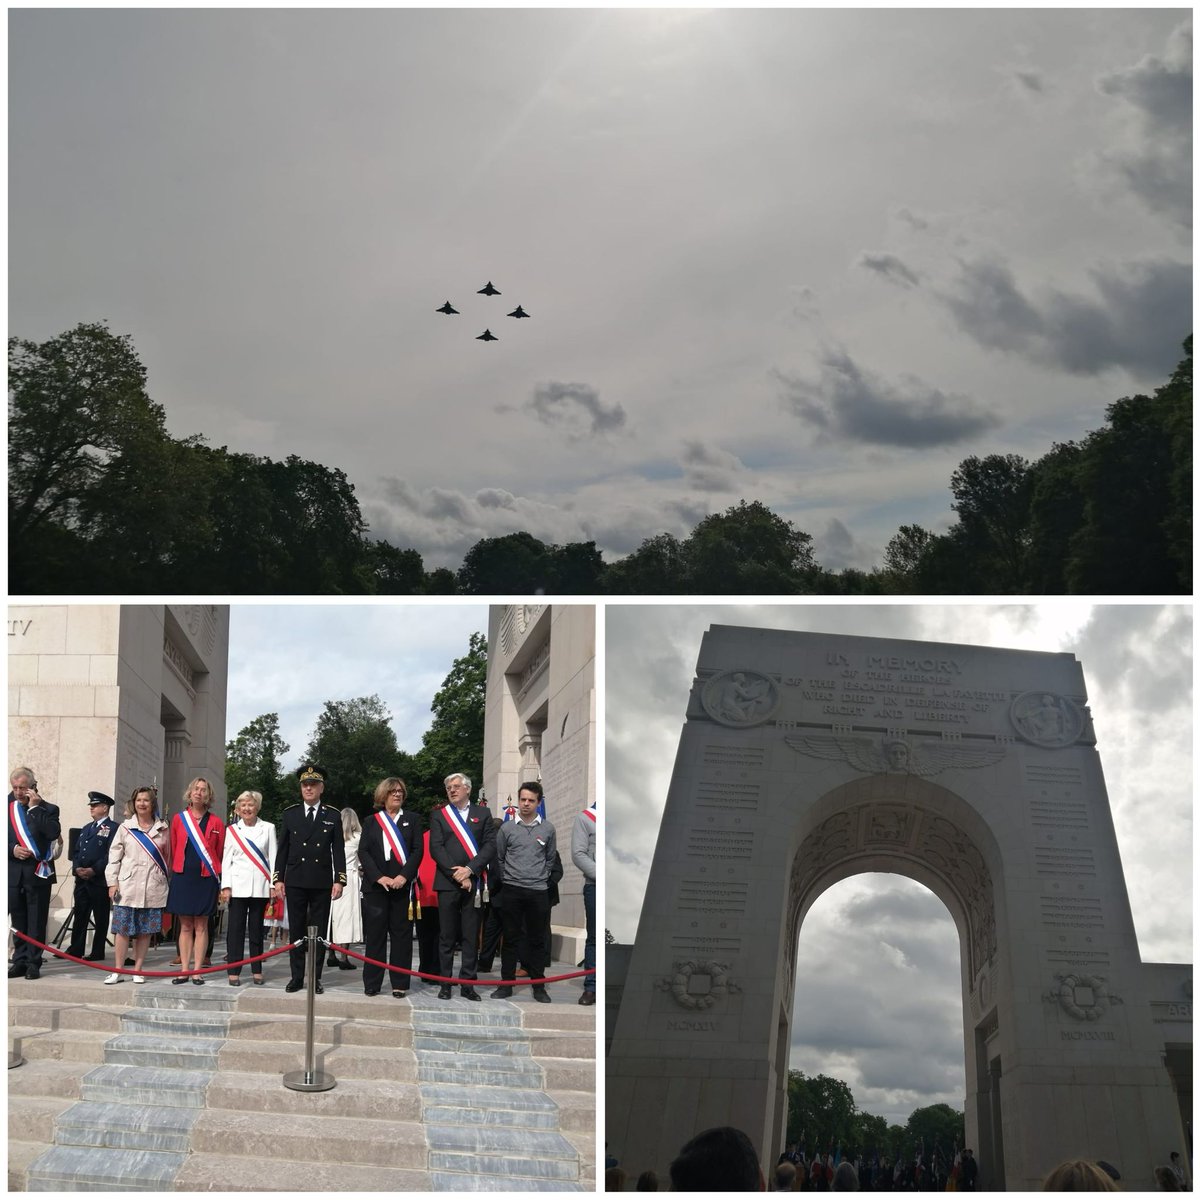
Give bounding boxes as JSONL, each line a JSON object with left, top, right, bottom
{"left": 328, "top": 831, "right": 363, "bottom": 944}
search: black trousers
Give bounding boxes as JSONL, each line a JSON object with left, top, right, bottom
{"left": 285, "top": 885, "right": 332, "bottom": 983}
{"left": 225, "top": 896, "right": 267, "bottom": 978}
{"left": 478, "top": 900, "right": 503, "bottom": 970}
{"left": 499, "top": 886, "right": 550, "bottom": 984}
{"left": 416, "top": 907, "right": 440, "bottom": 979}
{"left": 9, "top": 878, "right": 52, "bottom": 967}
{"left": 68, "top": 874, "right": 111, "bottom": 957}
{"left": 438, "top": 887, "right": 481, "bottom": 983}
{"left": 362, "top": 886, "right": 414, "bottom": 992}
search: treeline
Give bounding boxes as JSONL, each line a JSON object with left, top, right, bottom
{"left": 10, "top": 322, "right": 1190, "bottom": 594}
{"left": 224, "top": 632, "right": 485, "bottom": 826}
{"left": 785, "top": 1070, "right": 964, "bottom": 1163}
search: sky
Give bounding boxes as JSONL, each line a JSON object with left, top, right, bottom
{"left": 224, "top": 603, "right": 486, "bottom": 774}
{"left": 605, "top": 603, "right": 1193, "bottom": 1124}
{"left": 9, "top": 9, "right": 1192, "bottom": 572}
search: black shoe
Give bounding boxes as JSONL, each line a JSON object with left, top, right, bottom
{"left": 8, "top": 965, "right": 27, "bottom": 979}
{"left": 326, "top": 954, "right": 339, "bottom": 969}
{"left": 364, "top": 988, "right": 380, "bottom": 997}
{"left": 461, "top": 986, "right": 481, "bottom": 1001}
{"left": 532, "top": 987, "right": 551, "bottom": 1003}
{"left": 285, "top": 979, "right": 304, "bottom": 993}
{"left": 192, "top": 976, "right": 204, "bottom": 986}
{"left": 392, "top": 989, "right": 407, "bottom": 999}
{"left": 228, "top": 976, "right": 240, "bottom": 986}
{"left": 491, "top": 986, "right": 514, "bottom": 999}
{"left": 86, "top": 952, "right": 107, "bottom": 962}
{"left": 477, "top": 961, "right": 494, "bottom": 972}
{"left": 68, "top": 948, "right": 85, "bottom": 960}
{"left": 338, "top": 960, "right": 356, "bottom": 971}
{"left": 437, "top": 985, "right": 452, "bottom": 999}
{"left": 172, "top": 975, "right": 189, "bottom": 985}
{"left": 252, "top": 976, "right": 264, "bottom": 986}
{"left": 314, "top": 981, "right": 324, "bottom": 995}
{"left": 578, "top": 991, "right": 596, "bottom": 1006}
{"left": 25, "top": 966, "right": 41, "bottom": 981}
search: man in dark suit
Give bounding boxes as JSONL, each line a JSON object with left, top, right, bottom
{"left": 428, "top": 772, "right": 496, "bottom": 1001}
{"left": 272, "top": 764, "right": 346, "bottom": 994}
{"left": 8, "top": 766, "right": 61, "bottom": 980}
{"left": 67, "top": 791, "right": 120, "bottom": 961}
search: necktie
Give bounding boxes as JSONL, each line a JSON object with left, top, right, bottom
{"left": 307, "top": 806, "right": 316, "bottom": 826}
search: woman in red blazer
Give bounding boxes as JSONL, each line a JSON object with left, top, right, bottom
{"left": 166, "top": 777, "right": 225, "bottom": 984}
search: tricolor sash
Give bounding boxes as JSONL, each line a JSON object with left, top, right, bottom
{"left": 10, "top": 801, "right": 53, "bottom": 879}
{"left": 583, "top": 804, "right": 596, "bottom": 823}
{"left": 375, "top": 810, "right": 409, "bottom": 865}
{"left": 442, "top": 804, "right": 485, "bottom": 891}
{"left": 180, "top": 810, "right": 219, "bottom": 878}
{"left": 228, "top": 824, "right": 272, "bottom": 884}
{"left": 129, "top": 827, "right": 169, "bottom": 877}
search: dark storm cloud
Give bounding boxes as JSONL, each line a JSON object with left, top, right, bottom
{"left": 895, "top": 207, "right": 931, "bottom": 233}
{"left": 527, "top": 380, "right": 627, "bottom": 438}
{"left": 777, "top": 350, "right": 1001, "bottom": 448}
{"left": 1095, "top": 22, "right": 1192, "bottom": 228}
{"left": 680, "top": 440, "right": 743, "bottom": 492}
{"left": 856, "top": 251, "right": 921, "bottom": 289}
{"left": 1011, "top": 69, "right": 1045, "bottom": 95}
{"left": 941, "top": 255, "right": 1191, "bottom": 377}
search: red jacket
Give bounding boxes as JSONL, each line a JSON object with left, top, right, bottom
{"left": 169, "top": 810, "right": 225, "bottom": 878}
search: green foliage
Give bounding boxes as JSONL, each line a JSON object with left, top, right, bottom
{"left": 904, "top": 1103, "right": 965, "bottom": 1155}
{"left": 224, "top": 714, "right": 292, "bottom": 826}
{"left": 785, "top": 1071, "right": 858, "bottom": 1151}
{"left": 302, "top": 695, "right": 400, "bottom": 816}
{"left": 684, "top": 500, "right": 816, "bottom": 593}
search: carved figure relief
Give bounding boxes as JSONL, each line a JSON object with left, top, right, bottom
{"left": 702, "top": 670, "right": 780, "bottom": 727}
{"left": 1010, "top": 692, "right": 1083, "bottom": 748}
{"left": 656, "top": 960, "right": 743, "bottom": 1010}
{"left": 1043, "top": 973, "right": 1124, "bottom": 1021}
{"left": 787, "top": 733, "right": 1005, "bottom": 777}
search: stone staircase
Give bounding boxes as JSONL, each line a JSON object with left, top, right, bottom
{"left": 8, "top": 956, "right": 594, "bottom": 1192}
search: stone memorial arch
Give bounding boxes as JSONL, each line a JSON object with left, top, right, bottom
{"left": 607, "top": 626, "right": 1189, "bottom": 1190}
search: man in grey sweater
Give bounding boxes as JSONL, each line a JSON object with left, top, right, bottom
{"left": 571, "top": 801, "right": 596, "bottom": 1005}
{"left": 492, "top": 781, "right": 556, "bottom": 1003}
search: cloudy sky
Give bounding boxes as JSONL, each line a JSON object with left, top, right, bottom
{"left": 10, "top": 9, "right": 1191, "bottom": 571}
{"left": 605, "top": 604, "right": 1192, "bottom": 1123}
{"left": 225, "top": 604, "right": 486, "bottom": 774}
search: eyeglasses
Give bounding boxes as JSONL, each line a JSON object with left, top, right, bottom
{"left": 387, "top": 789, "right": 405, "bottom": 796}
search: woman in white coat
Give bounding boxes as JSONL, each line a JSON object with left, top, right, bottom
{"left": 327, "top": 807, "right": 363, "bottom": 969}
{"left": 219, "top": 790, "right": 278, "bottom": 986}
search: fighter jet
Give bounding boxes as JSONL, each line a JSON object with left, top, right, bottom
{"left": 436, "top": 301, "right": 459, "bottom": 314}
{"left": 477, "top": 281, "right": 501, "bottom": 296}
{"left": 507, "top": 305, "right": 530, "bottom": 319}
{"left": 476, "top": 329, "right": 498, "bottom": 341}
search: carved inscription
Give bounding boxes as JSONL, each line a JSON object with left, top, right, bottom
{"left": 695, "top": 780, "right": 761, "bottom": 810}
{"left": 1061, "top": 1030, "right": 1116, "bottom": 1041}
{"left": 671, "top": 936, "right": 741, "bottom": 956}
{"left": 702, "top": 746, "right": 766, "bottom": 770}
{"left": 8, "top": 619, "right": 33, "bottom": 637}
{"left": 1035, "top": 848, "right": 1096, "bottom": 876}
{"left": 667, "top": 1019, "right": 720, "bottom": 1032}
{"left": 1040, "top": 898, "right": 1104, "bottom": 929}
{"left": 678, "top": 882, "right": 748, "bottom": 915}
{"left": 1026, "top": 764, "right": 1084, "bottom": 786}
{"left": 687, "top": 830, "right": 754, "bottom": 860}
{"left": 1029, "top": 799, "right": 1090, "bottom": 830}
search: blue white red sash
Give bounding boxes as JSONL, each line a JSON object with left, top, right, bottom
{"left": 228, "top": 823, "right": 271, "bottom": 883}
{"left": 375, "top": 810, "right": 409, "bottom": 865}
{"left": 10, "top": 801, "right": 53, "bottom": 879}
{"left": 129, "top": 827, "right": 169, "bottom": 876}
{"left": 442, "top": 803, "right": 485, "bottom": 890}
{"left": 583, "top": 803, "right": 596, "bottom": 823}
{"left": 180, "top": 810, "right": 219, "bottom": 878}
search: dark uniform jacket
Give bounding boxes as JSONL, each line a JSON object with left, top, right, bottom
{"left": 428, "top": 802, "right": 496, "bottom": 892}
{"left": 359, "top": 809, "right": 424, "bottom": 893}
{"left": 7, "top": 793, "right": 61, "bottom": 885}
{"left": 273, "top": 802, "right": 347, "bottom": 888}
{"left": 72, "top": 816, "right": 120, "bottom": 875}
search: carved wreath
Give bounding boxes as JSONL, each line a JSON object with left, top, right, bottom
{"left": 656, "top": 960, "right": 742, "bottom": 1010}
{"left": 1045, "top": 973, "right": 1122, "bottom": 1021}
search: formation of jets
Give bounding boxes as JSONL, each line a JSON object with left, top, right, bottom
{"left": 436, "top": 282, "right": 530, "bottom": 341}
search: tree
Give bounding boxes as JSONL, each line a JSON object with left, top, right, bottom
{"left": 457, "top": 532, "right": 555, "bottom": 593}
{"left": 684, "top": 500, "right": 816, "bottom": 593}
{"left": 225, "top": 713, "right": 292, "bottom": 826}
{"left": 904, "top": 1103, "right": 964, "bottom": 1160}
{"left": 303, "top": 695, "right": 400, "bottom": 815}
{"left": 602, "top": 533, "right": 689, "bottom": 594}
{"left": 785, "top": 1071, "right": 858, "bottom": 1152}
{"left": 948, "top": 454, "right": 1032, "bottom": 591}
{"left": 358, "top": 539, "right": 426, "bottom": 594}
{"left": 883, "top": 524, "right": 935, "bottom": 581}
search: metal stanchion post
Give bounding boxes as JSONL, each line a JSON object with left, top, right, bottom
{"left": 10, "top": 1046, "right": 25, "bottom": 1069}
{"left": 283, "top": 926, "right": 336, "bottom": 1092}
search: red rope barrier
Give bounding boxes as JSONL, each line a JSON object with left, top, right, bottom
{"left": 9, "top": 930, "right": 301, "bottom": 977}
{"left": 326, "top": 940, "right": 596, "bottom": 986}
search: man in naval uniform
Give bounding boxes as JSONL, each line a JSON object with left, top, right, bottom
{"left": 273, "top": 764, "right": 346, "bottom": 994}
{"left": 67, "top": 791, "right": 120, "bottom": 961}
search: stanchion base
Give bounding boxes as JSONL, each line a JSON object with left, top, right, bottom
{"left": 282, "top": 1070, "right": 336, "bottom": 1092}
{"left": 10, "top": 1052, "right": 26, "bottom": 1069}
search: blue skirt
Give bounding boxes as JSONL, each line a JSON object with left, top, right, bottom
{"left": 167, "top": 869, "right": 219, "bottom": 916}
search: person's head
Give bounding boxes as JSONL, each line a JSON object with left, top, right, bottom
{"left": 670, "top": 1126, "right": 762, "bottom": 1192}
{"left": 127, "top": 786, "right": 160, "bottom": 821}
{"left": 235, "top": 790, "right": 262, "bottom": 822}
{"left": 1042, "top": 1160, "right": 1120, "bottom": 1191}
{"left": 636, "top": 1169, "right": 660, "bottom": 1191}
{"left": 775, "top": 1161, "right": 797, "bottom": 1190}
{"left": 1156, "top": 1166, "right": 1182, "bottom": 1190}
{"left": 444, "top": 773, "right": 472, "bottom": 803}
{"left": 374, "top": 777, "right": 407, "bottom": 811}
{"left": 341, "top": 806, "right": 362, "bottom": 839}
{"left": 884, "top": 739, "right": 910, "bottom": 769}
{"left": 10, "top": 767, "right": 35, "bottom": 800}
{"left": 518, "top": 782, "right": 543, "bottom": 820}
{"left": 87, "top": 792, "right": 115, "bottom": 819}
{"left": 832, "top": 1161, "right": 859, "bottom": 1191}
{"left": 605, "top": 1166, "right": 627, "bottom": 1191}
{"left": 297, "top": 763, "right": 326, "bottom": 803}
{"left": 184, "top": 776, "right": 213, "bottom": 810}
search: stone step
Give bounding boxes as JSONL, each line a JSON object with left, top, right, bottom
{"left": 205, "top": 1070, "right": 422, "bottom": 1122}
{"left": 8, "top": 1094, "right": 76, "bottom": 1143}
{"left": 80, "top": 1063, "right": 214, "bottom": 1108}
{"left": 417, "top": 1051, "right": 544, "bottom": 1087}
{"left": 104, "top": 1032, "right": 223, "bottom": 1071}
{"left": 231, "top": 990, "right": 418, "bottom": 1022}
{"left": 545, "top": 1089, "right": 595, "bottom": 1134}
{"left": 419, "top": 1081, "right": 560, "bottom": 1111}
{"left": 188, "top": 1109, "right": 429, "bottom": 1168}
{"left": 54, "top": 1101, "right": 200, "bottom": 1153}
{"left": 542, "top": 1059, "right": 595, "bottom": 1092}
{"left": 10, "top": 1002, "right": 122, "bottom": 1034}
{"left": 172, "top": 1152, "right": 431, "bottom": 1192}
{"left": 414, "top": 1030, "right": 532, "bottom": 1056}
{"left": 26, "top": 1145, "right": 186, "bottom": 1192}
{"left": 14, "top": 1028, "right": 109, "bottom": 1065}
{"left": 120, "top": 1007, "right": 232, "bottom": 1038}
{"left": 423, "top": 1103, "right": 561, "bottom": 1130}
{"left": 428, "top": 1171, "right": 587, "bottom": 1191}
{"left": 214, "top": 1038, "right": 417, "bottom": 1081}
{"left": 409, "top": 1003, "right": 523, "bottom": 1027}
{"left": 426, "top": 1123, "right": 579, "bottom": 1161}
{"left": 136, "top": 983, "right": 239, "bottom": 1012}
{"left": 428, "top": 1149, "right": 579, "bottom": 1183}
{"left": 6, "top": 1059, "right": 85, "bottom": 1100}
{"left": 225, "top": 1011, "right": 414, "bottom": 1048}
{"left": 8, "top": 1141, "right": 51, "bottom": 1192}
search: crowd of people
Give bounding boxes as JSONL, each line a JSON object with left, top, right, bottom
{"left": 8, "top": 764, "right": 597, "bottom": 1004}
{"left": 606, "top": 1128, "right": 1191, "bottom": 1192}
